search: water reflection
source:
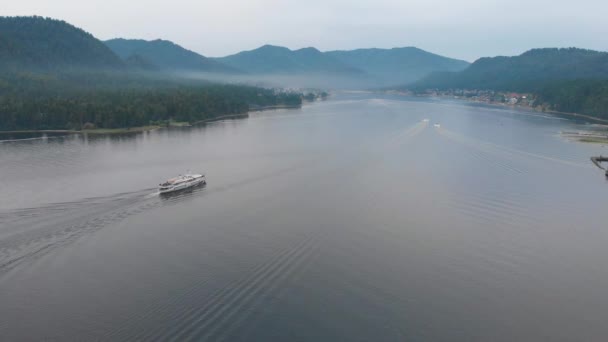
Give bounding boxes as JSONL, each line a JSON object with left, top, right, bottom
{"left": 159, "top": 183, "right": 207, "bottom": 202}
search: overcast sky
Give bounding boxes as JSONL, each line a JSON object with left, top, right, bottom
{"left": 5, "top": 0, "right": 608, "bottom": 61}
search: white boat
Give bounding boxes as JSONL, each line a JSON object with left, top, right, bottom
{"left": 434, "top": 123, "right": 441, "bottom": 128}
{"left": 159, "top": 173, "right": 205, "bottom": 194}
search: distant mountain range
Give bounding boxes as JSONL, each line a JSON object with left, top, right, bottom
{"left": 2, "top": 16, "right": 608, "bottom": 122}
{"left": 213, "top": 45, "right": 469, "bottom": 86}
{"left": 0, "top": 16, "right": 473, "bottom": 87}
{"left": 213, "top": 45, "right": 364, "bottom": 75}
{"left": 104, "top": 38, "right": 238, "bottom": 73}
{"left": 326, "top": 47, "right": 470, "bottom": 85}
{"left": 3, "top": 16, "right": 608, "bottom": 94}
{"left": 412, "top": 48, "right": 608, "bottom": 91}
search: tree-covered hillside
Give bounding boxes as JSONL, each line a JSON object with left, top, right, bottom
{"left": 0, "top": 16, "right": 124, "bottom": 70}
{"left": 406, "top": 48, "right": 608, "bottom": 120}
{"left": 0, "top": 71, "right": 302, "bottom": 131}
{"left": 536, "top": 79, "right": 608, "bottom": 120}
{"left": 413, "top": 48, "right": 608, "bottom": 91}
{"left": 0, "top": 17, "right": 302, "bottom": 131}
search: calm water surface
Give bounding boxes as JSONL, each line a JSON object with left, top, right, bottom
{"left": 1, "top": 93, "right": 608, "bottom": 341}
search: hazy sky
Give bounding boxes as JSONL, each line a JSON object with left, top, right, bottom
{"left": 5, "top": 0, "right": 608, "bottom": 61}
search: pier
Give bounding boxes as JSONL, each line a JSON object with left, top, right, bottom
{"left": 591, "top": 156, "right": 608, "bottom": 176}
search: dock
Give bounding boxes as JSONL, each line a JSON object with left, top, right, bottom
{"left": 591, "top": 156, "right": 608, "bottom": 176}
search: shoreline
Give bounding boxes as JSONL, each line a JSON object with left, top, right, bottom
{"left": 0, "top": 104, "right": 303, "bottom": 137}
{"left": 451, "top": 97, "right": 608, "bottom": 143}
{"left": 191, "top": 113, "right": 250, "bottom": 125}
{"left": 544, "top": 109, "right": 608, "bottom": 124}
{"left": 249, "top": 104, "right": 302, "bottom": 111}
{"left": 409, "top": 93, "right": 608, "bottom": 124}
{"left": 192, "top": 104, "right": 302, "bottom": 125}
{"left": 0, "top": 126, "right": 162, "bottom": 136}
{"left": 388, "top": 92, "right": 608, "bottom": 144}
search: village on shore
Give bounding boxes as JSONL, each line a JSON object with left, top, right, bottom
{"left": 389, "top": 89, "right": 538, "bottom": 109}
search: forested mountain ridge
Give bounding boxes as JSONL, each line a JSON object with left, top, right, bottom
{"left": 403, "top": 48, "right": 608, "bottom": 121}
{"left": 325, "top": 47, "right": 470, "bottom": 85}
{"left": 104, "top": 38, "right": 239, "bottom": 73}
{"left": 413, "top": 48, "right": 608, "bottom": 90}
{"left": 0, "top": 16, "right": 125, "bottom": 70}
{"left": 214, "top": 45, "right": 364, "bottom": 75}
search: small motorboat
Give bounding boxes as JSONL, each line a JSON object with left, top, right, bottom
{"left": 434, "top": 123, "right": 441, "bottom": 128}
{"left": 159, "top": 173, "right": 205, "bottom": 194}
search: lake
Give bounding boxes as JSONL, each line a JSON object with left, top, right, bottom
{"left": 1, "top": 92, "right": 608, "bottom": 341}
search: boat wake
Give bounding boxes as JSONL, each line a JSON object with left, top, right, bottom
{"left": 437, "top": 127, "right": 589, "bottom": 169}
{"left": 0, "top": 186, "right": 206, "bottom": 277}
{"left": 146, "top": 191, "right": 161, "bottom": 198}
{"left": 383, "top": 120, "right": 428, "bottom": 149}
{"left": 0, "top": 162, "right": 327, "bottom": 278}
{"left": 106, "top": 229, "right": 326, "bottom": 341}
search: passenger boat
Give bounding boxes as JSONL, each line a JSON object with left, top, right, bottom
{"left": 159, "top": 173, "right": 205, "bottom": 194}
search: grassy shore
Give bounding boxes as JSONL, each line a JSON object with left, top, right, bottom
{"left": 249, "top": 104, "right": 302, "bottom": 111}
{"left": 578, "top": 137, "right": 608, "bottom": 144}
{"left": 191, "top": 113, "right": 249, "bottom": 125}
{"left": 561, "top": 131, "right": 608, "bottom": 144}
{"left": 168, "top": 121, "right": 191, "bottom": 127}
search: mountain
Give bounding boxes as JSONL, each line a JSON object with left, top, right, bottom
{"left": 0, "top": 16, "right": 124, "bottom": 70}
{"left": 104, "top": 38, "right": 238, "bottom": 73}
{"left": 215, "top": 45, "right": 363, "bottom": 75}
{"left": 413, "top": 48, "right": 608, "bottom": 90}
{"left": 215, "top": 45, "right": 471, "bottom": 87}
{"left": 325, "top": 47, "right": 470, "bottom": 85}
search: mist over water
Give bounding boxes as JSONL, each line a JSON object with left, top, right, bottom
{"left": 1, "top": 93, "right": 608, "bottom": 341}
